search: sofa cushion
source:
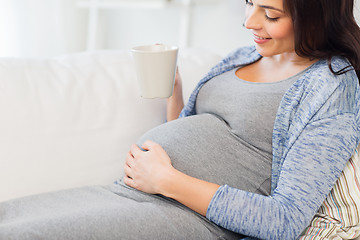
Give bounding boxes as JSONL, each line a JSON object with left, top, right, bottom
{"left": 299, "top": 145, "right": 360, "bottom": 240}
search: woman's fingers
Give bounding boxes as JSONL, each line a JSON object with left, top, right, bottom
{"left": 130, "top": 144, "right": 143, "bottom": 158}
{"left": 123, "top": 156, "right": 139, "bottom": 190}
{"left": 124, "top": 162, "right": 132, "bottom": 176}
{"left": 124, "top": 152, "right": 134, "bottom": 174}
{"left": 125, "top": 151, "right": 134, "bottom": 167}
{"left": 141, "top": 140, "right": 157, "bottom": 151}
{"left": 123, "top": 175, "right": 135, "bottom": 188}
{"left": 124, "top": 151, "right": 135, "bottom": 182}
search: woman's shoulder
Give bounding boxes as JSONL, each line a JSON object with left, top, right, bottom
{"left": 295, "top": 56, "right": 360, "bottom": 120}
{"left": 304, "top": 56, "right": 358, "bottom": 87}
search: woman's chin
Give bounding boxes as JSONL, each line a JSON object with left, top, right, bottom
{"left": 254, "top": 45, "right": 274, "bottom": 57}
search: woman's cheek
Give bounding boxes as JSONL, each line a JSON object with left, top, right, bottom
{"left": 267, "top": 21, "right": 293, "bottom": 39}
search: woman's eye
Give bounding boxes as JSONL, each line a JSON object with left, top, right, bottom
{"left": 265, "top": 15, "right": 280, "bottom": 22}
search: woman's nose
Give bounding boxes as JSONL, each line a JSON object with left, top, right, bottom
{"left": 244, "top": 7, "right": 262, "bottom": 30}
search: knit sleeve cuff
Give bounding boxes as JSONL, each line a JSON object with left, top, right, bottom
{"left": 206, "top": 184, "right": 230, "bottom": 222}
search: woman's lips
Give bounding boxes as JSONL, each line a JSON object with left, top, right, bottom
{"left": 253, "top": 34, "right": 272, "bottom": 44}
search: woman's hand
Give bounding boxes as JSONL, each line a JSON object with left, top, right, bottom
{"left": 167, "top": 67, "right": 184, "bottom": 121}
{"left": 124, "top": 141, "right": 220, "bottom": 217}
{"left": 123, "top": 140, "right": 175, "bottom": 195}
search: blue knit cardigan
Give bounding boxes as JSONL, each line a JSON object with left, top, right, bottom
{"left": 179, "top": 46, "right": 360, "bottom": 239}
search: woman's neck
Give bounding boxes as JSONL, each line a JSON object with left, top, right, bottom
{"left": 265, "top": 52, "right": 317, "bottom": 67}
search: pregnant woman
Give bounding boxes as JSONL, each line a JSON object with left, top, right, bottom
{"left": 1, "top": 0, "right": 360, "bottom": 239}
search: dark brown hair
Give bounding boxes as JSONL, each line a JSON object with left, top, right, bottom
{"left": 283, "top": 0, "right": 360, "bottom": 83}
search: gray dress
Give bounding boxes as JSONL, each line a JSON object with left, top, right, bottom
{"left": 0, "top": 68, "right": 302, "bottom": 240}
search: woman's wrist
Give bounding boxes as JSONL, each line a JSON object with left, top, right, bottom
{"left": 157, "top": 166, "right": 181, "bottom": 198}
{"left": 166, "top": 90, "right": 184, "bottom": 121}
{"left": 157, "top": 167, "right": 220, "bottom": 216}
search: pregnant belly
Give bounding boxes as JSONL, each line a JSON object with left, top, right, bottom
{"left": 136, "top": 114, "right": 271, "bottom": 195}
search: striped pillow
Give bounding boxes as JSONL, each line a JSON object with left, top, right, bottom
{"left": 299, "top": 145, "right": 360, "bottom": 240}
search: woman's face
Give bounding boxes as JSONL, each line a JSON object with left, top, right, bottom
{"left": 244, "top": 0, "right": 294, "bottom": 57}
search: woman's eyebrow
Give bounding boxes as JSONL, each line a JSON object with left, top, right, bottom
{"left": 258, "top": 4, "right": 284, "bottom": 13}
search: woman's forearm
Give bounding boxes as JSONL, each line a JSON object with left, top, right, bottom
{"left": 160, "top": 168, "right": 220, "bottom": 216}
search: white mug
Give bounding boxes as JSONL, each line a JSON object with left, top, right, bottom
{"left": 131, "top": 44, "right": 179, "bottom": 98}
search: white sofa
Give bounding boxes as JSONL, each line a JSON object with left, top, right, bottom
{"left": 0, "top": 48, "right": 222, "bottom": 203}
{"left": 1, "top": 48, "right": 359, "bottom": 240}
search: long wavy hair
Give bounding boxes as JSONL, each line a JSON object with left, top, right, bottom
{"left": 283, "top": 0, "right": 360, "bottom": 83}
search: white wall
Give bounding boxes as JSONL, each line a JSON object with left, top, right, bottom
{"left": 0, "top": 0, "right": 252, "bottom": 58}
{"left": 98, "top": 0, "right": 252, "bottom": 56}
{"left": 0, "top": 0, "right": 88, "bottom": 58}
{"left": 0, "top": 0, "right": 360, "bottom": 58}
{"left": 98, "top": 0, "right": 360, "bottom": 56}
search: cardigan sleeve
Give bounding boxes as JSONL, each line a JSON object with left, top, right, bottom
{"left": 206, "top": 112, "right": 359, "bottom": 239}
